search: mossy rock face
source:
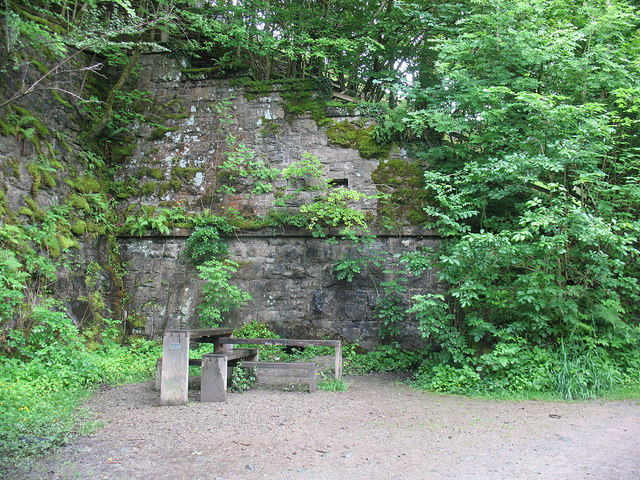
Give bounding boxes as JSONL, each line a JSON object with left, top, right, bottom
{"left": 171, "top": 167, "right": 200, "bottom": 181}
{"left": 67, "top": 193, "right": 91, "bottom": 213}
{"left": 139, "top": 167, "right": 165, "bottom": 180}
{"left": 66, "top": 174, "right": 101, "bottom": 194}
{"left": 148, "top": 126, "right": 179, "bottom": 141}
{"left": 141, "top": 182, "right": 157, "bottom": 196}
{"left": 326, "top": 121, "right": 391, "bottom": 159}
{"left": 129, "top": 314, "right": 148, "bottom": 329}
{"left": 373, "top": 158, "right": 429, "bottom": 228}
{"left": 260, "top": 119, "right": 283, "bottom": 136}
{"left": 71, "top": 220, "right": 87, "bottom": 235}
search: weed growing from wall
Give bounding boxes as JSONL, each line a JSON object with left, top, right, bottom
{"left": 185, "top": 217, "right": 251, "bottom": 327}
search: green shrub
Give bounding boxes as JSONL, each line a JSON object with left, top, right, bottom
{"left": 0, "top": 339, "right": 161, "bottom": 473}
{"left": 477, "top": 337, "right": 555, "bottom": 393}
{"left": 411, "top": 362, "right": 481, "bottom": 395}
{"left": 346, "top": 344, "right": 423, "bottom": 374}
{"left": 555, "top": 341, "right": 618, "bottom": 400}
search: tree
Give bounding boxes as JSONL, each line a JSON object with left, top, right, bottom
{"left": 401, "top": 0, "right": 640, "bottom": 396}
{"left": 0, "top": 0, "right": 169, "bottom": 111}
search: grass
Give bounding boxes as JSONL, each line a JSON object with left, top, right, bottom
{"left": 0, "top": 340, "right": 162, "bottom": 477}
{"left": 318, "top": 378, "right": 348, "bottom": 392}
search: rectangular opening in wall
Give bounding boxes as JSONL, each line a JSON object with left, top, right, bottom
{"left": 329, "top": 178, "right": 349, "bottom": 187}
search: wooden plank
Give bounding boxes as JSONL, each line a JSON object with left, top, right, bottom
{"left": 226, "top": 348, "right": 259, "bottom": 361}
{"left": 241, "top": 361, "right": 316, "bottom": 371}
{"left": 189, "top": 328, "right": 233, "bottom": 341}
{"left": 218, "top": 338, "right": 340, "bottom": 347}
{"left": 241, "top": 361, "right": 317, "bottom": 393}
{"left": 335, "top": 342, "right": 343, "bottom": 381}
{"left": 332, "top": 91, "right": 360, "bottom": 103}
{"left": 220, "top": 337, "right": 342, "bottom": 381}
{"left": 154, "top": 358, "right": 162, "bottom": 391}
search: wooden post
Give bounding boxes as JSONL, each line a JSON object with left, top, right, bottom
{"left": 201, "top": 354, "right": 228, "bottom": 402}
{"left": 309, "top": 364, "right": 317, "bottom": 393}
{"left": 335, "top": 341, "right": 343, "bottom": 381}
{"left": 214, "top": 335, "right": 234, "bottom": 380}
{"left": 160, "top": 330, "right": 190, "bottom": 406}
{"left": 214, "top": 335, "right": 234, "bottom": 354}
{"left": 154, "top": 358, "right": 162, "bottom": 391}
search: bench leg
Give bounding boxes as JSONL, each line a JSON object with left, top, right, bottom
{"left": 160, "top": 330, "right": 190, "bottom": 406}
{"left": 201, "top": 354, "right": 228, "bottom": 402}
{"left": 309, "top": 365, "right": 317, "bottom": 393}
{"left": 154, "top": 358, "right": 162, "bottom": 391}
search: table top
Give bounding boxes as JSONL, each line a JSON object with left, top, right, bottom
{"left": 166, "top": 328, "right": 234, "bottom": 340}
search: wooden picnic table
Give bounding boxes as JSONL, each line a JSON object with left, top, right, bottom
{"left": 159, "top": 328, "right": 343, "bottom": 405}
{"left": 159, "top": 328, "right": 244, "bottom": 405}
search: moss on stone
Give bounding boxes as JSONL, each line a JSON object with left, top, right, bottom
{"left": 0, "top": 118, "right": 14, "bottom": 136}
{"left": 6, "top": 159, "right": 20, "bottom": 179}
{"left": 372, "top": 158, "right": 429, "bottom": 227}
{"left": 280, "top": 89, "right": 327, "bottom": 123}
{"left": 171, "top": 166, "right": 200, "bottom": 180}
{"left": 141, "top": 182, "right": 157, "bottom": 196}
{"left": 66, "top": 193, "right": 91, "bottom": 213}
{"left": 26, "top": 162, "right": 42, "bottom": 195}
{"left": 111, "top": 180, "right": 138, "bottom": 199}
{"left": 180, "top": 67, "right": 223, "bottom": 80}
{"left": 58, "top": 233, "right": 79, "bottom": 251}
{"left": 66, "top": 174, "right": 101, "bottom": 194}
{"left": 259, "top": 118, "right": 283, "bottom": 136}
{"left": 71, "top": 220, "right": 87, "bottom": 235}
{"left": 326, "top": 121, "right": 391, "bottom": 159}
{"left": 12, "top": 106, "right": 50, "bottom": 138}
{"left": 42, "top": 170, "right": 56, "bottom": 188}
{"left": 11, "top": 5, "right": 66, "bottom": 34}
{"left": 140, "top": 167, "right": 164, "bottom": 180}
{"left": 148, "top": 126, "right": 179, "bottom": 141}
{"left": 51, "top": 90, "right": 73, "bottom": 108}
{"left": 111, "top": 141, "right": 136, "bottom": 161}
{"left": 46, "top": 237, "right": 61, "bottom": 258}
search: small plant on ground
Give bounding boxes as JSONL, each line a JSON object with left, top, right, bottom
{"left": 229, "top": 363, "right": 256, "bottom": 392}
{"left": 317, "top": 376, "right": 348, "bottom": 392}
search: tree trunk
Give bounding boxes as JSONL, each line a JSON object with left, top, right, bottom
{"left": 83, "top": 46, "right": 142, "bottom": 143}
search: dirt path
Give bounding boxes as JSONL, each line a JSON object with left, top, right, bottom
{"left": 16, "top": 374, "right": 640, "bottom": 480}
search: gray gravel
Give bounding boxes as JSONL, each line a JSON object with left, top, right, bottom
{"left": 17, "top": 374, "right": 640, "bottom": 480}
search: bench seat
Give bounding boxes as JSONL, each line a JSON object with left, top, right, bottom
{"left": 240, "top": 361, "right": 317, "bottom": 393}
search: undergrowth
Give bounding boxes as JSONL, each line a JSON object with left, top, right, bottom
{"left": 0, "top": 339, "right": 161, "bottom": 476}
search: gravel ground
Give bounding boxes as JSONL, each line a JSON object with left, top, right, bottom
{"left": 13, "top": 373, "right": 640, "bottom": 480}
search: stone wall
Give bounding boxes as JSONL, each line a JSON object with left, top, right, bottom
{"left": 113, "top": 54, "right": 441, "bottom": 347}
{"left": 120, "top": 54, "right": 400, "bottom": 215}
{"left": 120, "top": 228, "right": 441, "bottom": 349}
{"left": 0, "top": 51, "right": 440, "bottom": 348}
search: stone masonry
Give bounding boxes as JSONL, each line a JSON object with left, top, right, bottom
{"left": 117, "top": 54, "right": 440, "bottom": 348}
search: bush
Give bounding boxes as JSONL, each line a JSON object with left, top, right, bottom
{"left": 477, "top": 337, "right": 555, "bottom": 393}
{"left": 346, "top": 344, "right": 423, "bottom": 374}
{"left": 411, "top": 362, "right": 481, "bottom": 395}
{"left": 0, "top": 339, "right": 161, "bottom": 475}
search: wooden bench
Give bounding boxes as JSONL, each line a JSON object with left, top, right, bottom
{"left": 240, "top": 361, "right": 317, "bottom": 393}
{"left": 217, "top": 337, "right": 342, "bottom": 380}
{"left": 155, "top": 348, "right": 258, "bottom": 391}
{"left": 159, "top": 328, "right": 256, "bottom": 406}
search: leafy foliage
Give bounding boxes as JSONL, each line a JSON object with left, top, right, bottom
{"left": 399, "top": 0, "right": 640, "bottom": 398}
{"left": 197, "top": 259, "right": 251, "bottom": 328}
{"left": 0, "top": 338, "right": 161, "bottom": 473}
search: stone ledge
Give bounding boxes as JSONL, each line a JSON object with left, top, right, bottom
{"left": 117, "top": 225, "right": 440, "bottom": 239}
